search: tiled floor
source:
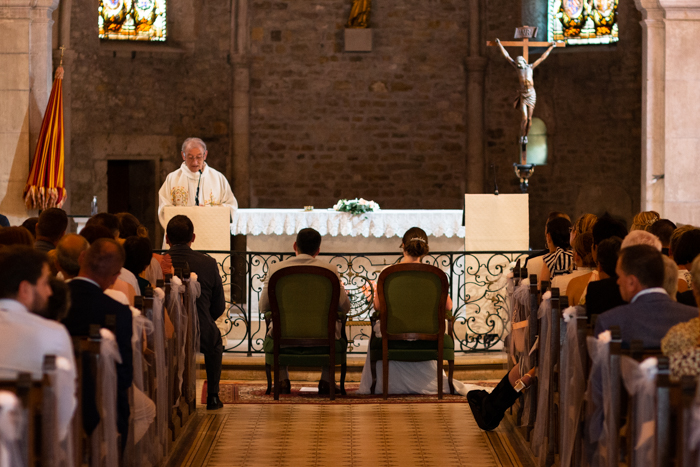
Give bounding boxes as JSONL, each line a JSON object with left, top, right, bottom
{"left": 175, "top": 404, "right": 511, "bottom": 467}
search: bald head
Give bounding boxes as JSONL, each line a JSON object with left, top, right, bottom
{"left": 56, "top": 234, "right": 89, "bottom": 279}
{"left": 78, "top": 238, "right": 125, "bottom": 290}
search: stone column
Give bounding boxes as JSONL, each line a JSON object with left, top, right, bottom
{"left": 465, "top": 0, "right": 485, "bottom": 194}
{"left": 231, "top": 0, "right": 251, "bottom": 208}
{"left": 0, "top": 0, "right": 59, "bottom": 223}
{"left": 634, "top": 0, "right": 665, "bottom": 215}
{"left": 658, "top": 0, "right": 700, "bottom": 225}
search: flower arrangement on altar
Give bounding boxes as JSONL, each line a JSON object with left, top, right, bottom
{"left": 332, "top": 198, "right": 380, "bottom": 216}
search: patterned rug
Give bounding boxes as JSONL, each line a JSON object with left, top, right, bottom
{"left": 201, "top": 381, "right": 497, "bottom": 405}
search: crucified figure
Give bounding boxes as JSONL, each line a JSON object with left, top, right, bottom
{"left": 495, "top": 38, "right": 556, "bottom": 143}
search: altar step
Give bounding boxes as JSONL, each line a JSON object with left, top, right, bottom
{"left": 197, "top": 351, "right": 508, "bottom": 382}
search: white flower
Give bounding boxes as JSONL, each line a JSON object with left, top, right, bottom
{"left": 359, "top": 199, "right": 368, "bottom": 206}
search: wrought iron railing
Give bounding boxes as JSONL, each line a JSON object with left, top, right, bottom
{"left": 159, "top": 250, "right": 530, "bottom": 354}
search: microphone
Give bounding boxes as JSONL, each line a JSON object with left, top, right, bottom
{"left": 195, "top": 169, "right": 203, "bottom": 206}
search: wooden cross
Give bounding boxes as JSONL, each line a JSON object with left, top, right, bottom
{"left": 486, "top": 26, "right": 564, "bottom": 63}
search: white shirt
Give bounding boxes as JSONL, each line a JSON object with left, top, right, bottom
{"left": 631, "top": 287, "right": 668, "bottom": 303}
{"left": 0, "top": 299, "right": 77, "bottom": 441}
{"left": 157, "top": 162, "right": 238, "bottom": 228}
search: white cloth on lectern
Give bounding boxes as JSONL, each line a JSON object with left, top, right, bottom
{"left": 158, "top": 162, "right": 237, "bottom": 228}
{"left": 464, "top": 194, "right": 529, "bottom": 251}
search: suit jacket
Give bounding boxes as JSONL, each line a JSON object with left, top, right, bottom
{"left": 259, "top": 254, "right": 351, "bottom": 315}
{"left": 62, "top": 278, "right": 133, "bottom": 435}
{"left": 166, "top": 244, "right": 225, "bottom": 323}
{"left": 586, "top": 277, "right": 626, "bottom": 318}
{"left": 594, "top": 291, "right": 697, "bottom": 348}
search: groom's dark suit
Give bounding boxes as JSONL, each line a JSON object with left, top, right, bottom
{"left": 62, "top": 278, "right": 133, "bottom": 441}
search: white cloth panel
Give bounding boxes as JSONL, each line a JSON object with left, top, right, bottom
{"left": 93, "top": 329, "right": 121, "bottom": 467}
{"left": 0, "top": 390, "right": 23, "bottom": 467}
{"left": 149, "top": 288, "right": 168, "bottom": 462}
{"left": 167, "top": 277, "right": 187, "bottom": 408}
{"left": 464, "top": 194, "right": 529, "bottom": 251}
{"left": 620, "top": 356, "right": 658, "bottom": 467}
{"left": 531, "top": 295, "right": 553, "bottom": 459}
{"left": 231, "top": 208, "right": 465, "bottom": 239}
{"left": 185, "top": 276, "right": 201, "bottom": 402}
{"left": 559, "top": 306, "right": 587, "bottom": 467}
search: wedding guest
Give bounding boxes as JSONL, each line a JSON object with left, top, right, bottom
{"left": 570, "top": 213, "right": 597, "bottom": 245}
{"left": 662, "top": 255, "right": 680, "bottom": 300}
{"left": 620, "top": 229, "right": 662, "bottom": 251}
{"left": 540, "top": 217, "right": 573, "bottom": 283}
{"left": 55, "top": 234, "right": 90, "bottom": 280}
{"left": 34, "top": 208, "right": 68, "bottom": 253}
{"left": 593, "top": 245, "right": 696, "bottom": 348}
{"left": 259, "top": 227, "right": 350, "bottom": 395}
{"left": 123, "top": 236, "right": 152, "bottom": 293}
{"left": 0, "top": 226, "right": 34, "bottom": 247}
{"left": 86, "top": 213, "right": 141, "bottom": 295}
{"left": 79, "top": 226, "right": 136, "bottom": 304}
{"left": 21, "top": 217, "right": 38, "bottom": 238}
{"left": 44, "top": 277, "right": 71, "bottom": 321}
{"left": 585, "top": 237, "right": 625, "bottom": 317}
{"left": 116, "top": 212, "right": 164, "bottom": 286}
{"left": 524, "top": 211, "right": 570, "bottom": 281}
{"left": 166, "top": 215, "right": 227, "bottom": 409}
{"left": 672, "top": 229, "right": 700, "bottom": 293}
{"left": 631, "top": 210, "right": 660, "bottom": 232}
{"left": 61, "top": 238, "right": 133, "bottom": 445}
{"left": 0, "top": 246, "right": 76, "bottom": 441}
{"left": 556, "top": 232, "right": 596, "bottom": 302}
{"left": 358, "top": 227, "right": 468, "bottom": 396}
{"left": 651, "top": 219, "right": 677, "bottom": 256}
{"left": 669, "top": 225, "right": 698, "bottom": 261}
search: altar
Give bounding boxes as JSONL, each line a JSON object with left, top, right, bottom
{"left": 230, "top": 208, "right": 466, "bottom": 253}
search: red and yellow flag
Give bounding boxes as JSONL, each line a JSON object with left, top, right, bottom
{"left": 24, "top": 66, "right": 66, "bottom": 210}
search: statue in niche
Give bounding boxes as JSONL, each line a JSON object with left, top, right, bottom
{"left": 495, "top": 38, "right": 555, "bottom": 142}
{"left": 347, "top": 0, "right": 371, "bottom": 28}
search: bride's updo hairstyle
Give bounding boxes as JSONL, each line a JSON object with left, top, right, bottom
{"left": 401, "top": 227, "right": 429, "bottom": 258}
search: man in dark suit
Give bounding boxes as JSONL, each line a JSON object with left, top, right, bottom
{"left": 61, "top": 238, "right": 133, "bottom": 446}
{"left": 165, "top": 215, "right": 226, "bottom": 410}
{"left": 594, "top": 244, "right": 697, "bottom": 348}
{"left": 34, "top": 208, "right": 68, "bottom": 253}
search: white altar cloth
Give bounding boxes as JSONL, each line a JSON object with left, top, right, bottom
{"left": 231, "top": 209, "right": 465, "bottom": 239}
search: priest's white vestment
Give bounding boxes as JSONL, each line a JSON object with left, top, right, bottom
{"left": 158, "top": 162, "right": 238, "bottom": 228}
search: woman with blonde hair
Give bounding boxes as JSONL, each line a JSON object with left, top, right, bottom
{"left": 631, "top": 210, "right": 660, "bottom": 232}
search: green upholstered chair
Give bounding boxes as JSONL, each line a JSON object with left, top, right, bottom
{"left": 263, "top": 265, "right": 347, "bottom": 400}
{"left": 369, "top": 262, "right": 455, "bottom": 399}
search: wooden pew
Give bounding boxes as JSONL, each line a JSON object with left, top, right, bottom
{"left": 0, "top": 355, "right": 59, "bottom": 467}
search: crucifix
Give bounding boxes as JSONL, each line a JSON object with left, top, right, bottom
{"left": 487, "top": 26, "right": 564, "bottom": 191}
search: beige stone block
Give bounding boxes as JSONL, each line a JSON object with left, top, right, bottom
{"left": 88, "top": 134, "right": 176, "bottom": 157}
{"left": 665, "top": 137, "right": 700, "bottom": 202}
{"left": 665, "top": 80, "right": 700, "bottom": 138}
{"left": 665, "top": 21, "right": 700, "bottom": 81}
{"left": 0, "top": 54, "right": 29, "bottom": 91}
{"left": 0, "top": 20, "right": 30, "bottom": 53}
{"left": 665, "top": 201, "right": 700, "bottom": 226}
{"left": 0, "top": 131, "right": 29, "bottom": 183}
{"left": 344, "top": 28, "right": 372, "bottom": 52}
{"left": 0, "top": 180, "right": 31, "bottom": 221}
{"left": 0, "top": 90, "right": 29, "bottom": 133}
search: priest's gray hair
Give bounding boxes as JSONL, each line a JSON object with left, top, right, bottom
{"left": 181, "top": 137, "right": 207, "bottom": 154}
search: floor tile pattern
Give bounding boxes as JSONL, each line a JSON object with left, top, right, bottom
{"left": 185, "top": 404, "right": 501, "bottom": 467}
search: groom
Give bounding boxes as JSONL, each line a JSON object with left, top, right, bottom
{"left": 259, "top": 228, "right": 351, "bottom": 394}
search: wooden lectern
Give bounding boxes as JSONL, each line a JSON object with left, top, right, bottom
{"left": 161, "top": 206, "right": 230, "bottom": 251}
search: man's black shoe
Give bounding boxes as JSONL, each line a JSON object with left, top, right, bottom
{"left": 206, "top": 395, "right": 224, "bottom": 410}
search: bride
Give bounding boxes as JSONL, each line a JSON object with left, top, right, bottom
{"left": 357, "top": 227, "right": 468, "bottom": 396}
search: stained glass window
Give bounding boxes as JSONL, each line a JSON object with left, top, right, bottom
{"left": 99, "top": 0, "right": 166, "bottom": 42}
{"left": 548, "top": 0, "right": 618, "bottom": 45}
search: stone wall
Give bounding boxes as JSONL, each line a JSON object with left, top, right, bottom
{"left": 248, "top": 0, "right": 469, "bottom": 209}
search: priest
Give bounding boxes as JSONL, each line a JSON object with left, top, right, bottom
{"left": 158, "top": 137, "right": 238, "bottom": 228}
